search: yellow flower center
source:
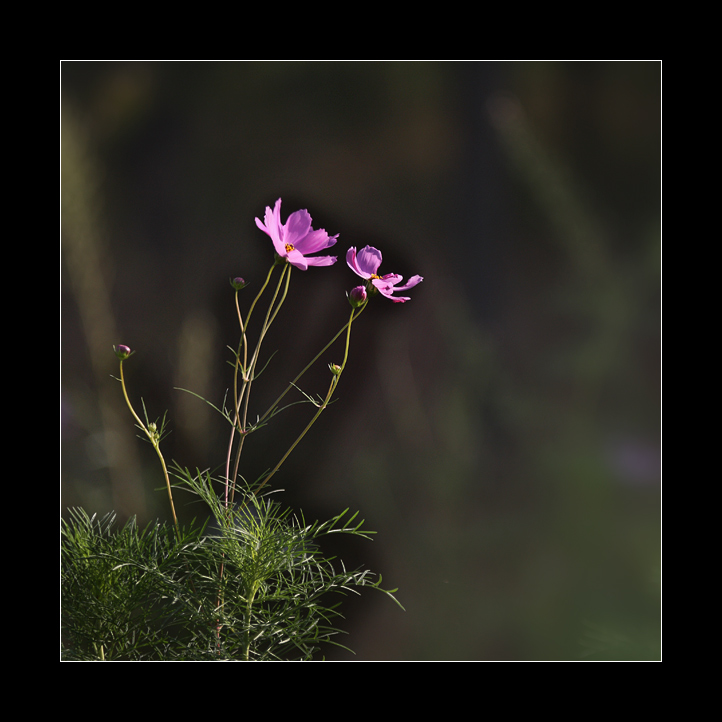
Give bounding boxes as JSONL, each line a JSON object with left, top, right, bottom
{"left": 370, "top": 273, "right": 380, "bottom": 280}
{"left": 285, "top": 243, "right": 295, "bottom": 253}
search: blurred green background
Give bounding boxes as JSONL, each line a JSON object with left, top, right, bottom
{"left": 61, "top": 61, "right": 661, "bottom": 661}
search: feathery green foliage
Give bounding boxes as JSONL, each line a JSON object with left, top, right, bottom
{"left": 61, "top": 476, "right": 402, "bottom": 660}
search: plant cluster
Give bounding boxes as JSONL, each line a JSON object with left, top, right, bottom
{"left": 62, "top": 199, "right": 422, "bottom": 660}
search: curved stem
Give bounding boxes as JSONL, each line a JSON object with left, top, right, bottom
{"left": 243, "top": 585, "right": 258, "bottom": 661}
{"left": 257, "top": 302, "right": 367, "bottom": 427}
{"left": 152, "top": 444, "right": 178, "bottom": 534}
{"left": 217, "top": 261, "right": 291, "bottom": 651}
{"left": 118, "top": 360, "right": 179, "bottom": 537}
{"left": 228, "top": 263, "right": 292, "bottom": 506}
{"left": 229, "top": 263, "right": 278, "bottom": 439}
{"left": 224, "top": 293, "right": 249, "bottom": 508}
{"left": 244, "top": 262, "right": 278, "bottom": 335}
{"left": 119, "top": 360, "right": 146, "bottom": 431}
{"left": 253, "top": 302, "right": 364, "bottom": 495}
{"left": 224, "top": 265, "right": 277, "bottom": 493}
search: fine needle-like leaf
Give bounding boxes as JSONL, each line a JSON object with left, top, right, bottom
{"left": 174, "top": 388, "right": 231, "bottom": 423}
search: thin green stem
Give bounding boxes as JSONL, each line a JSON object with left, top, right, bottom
{"left": 218, "top": 261, "right": 291, "bottom": 653}
{"left": 253, "top": 302, "right": 364, "bottom": 496}
{"left": 230, "top": 263, "right": 277, "bottom": 439}
{"left": 257, "top": 301, "right": 368, "bottom": 427}
{"left": 230, "top": 262, "right": 280, "bottom": 442}
{"left": 228, "top": 263, "right": 291, "bottom": 505}
{"left": 225, "top": 293, "right": 249, "bottom": 508}
{"left": 244, "top": 262, "right": 279, "bottom": 335}
{"left": 243, "top": 585, "right": 258, "bottom": 661}
{"left": 224, "top": 262, "right": 284, "bottom": 506}
{"left": 118, "top": 359, "right": 180, "bottom": 537}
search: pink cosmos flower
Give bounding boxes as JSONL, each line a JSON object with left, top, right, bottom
{"left": 346, "top": 245, "right": 423, "bottom": 303}
{"left": 255, "top": 198, "right": 338, "bottom": 270}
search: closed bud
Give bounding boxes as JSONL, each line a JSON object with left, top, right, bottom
{"left": 329, "top": 363, "right": 342, "bottom": 376}
{"left": 348, "top": 285, "right": 367, "bottom": 308}
{"left": 114, "top": 344, "right": 133, "bottom": 360}
{"left": 230, "top": 277, "right": 248, "bottom": 290}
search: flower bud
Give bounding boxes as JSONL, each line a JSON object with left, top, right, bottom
{"left": 348, "top": 285, "right": 367, "bottom": 308}
{"left": 329, "top": 363, "right": 342, "bottom": 376}
{"left": 114, "top": 344, "right": 133, "bottom": 360}
{"left": 230, "top": 277, "right": 248, "bottom": 290}
{"left": 147, "top": 421, "right": 160, "bottom": 443}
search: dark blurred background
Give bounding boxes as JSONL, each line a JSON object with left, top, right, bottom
{"left": 61, "top": 61, "right": 661, "bottom": 661}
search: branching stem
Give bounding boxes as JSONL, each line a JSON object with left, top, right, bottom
{"left": 226, "top": 262, "right": 291, "bottom": 506}
{"left": 253, "top": 301, "right": 364, "bottom": 495}
{"left": 118, "top": 359, "right": 179, "bottom": 538}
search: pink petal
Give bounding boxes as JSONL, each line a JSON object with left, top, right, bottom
{"left": 266, "top": 199, "right": 283, "bottom": 234}
{"left": 393, "top": 275, "right": 423, "bottom": 292}
{"left": 347, "top": 246, "right": 382, "bottom": 278}
{"left": 255, "top": 220, "right": 284, "bottom": 256}
{"left": 285, "top": 248, "right": 309, "bottom": 270}
{"left": 346, "top": 247, "right": 362, "bottom": 276}
{"left": 373, "top": 280, "right": 409, "bottom": 303}
{"left": 303, "top": 254, "right": 337, "bottom": 267}
{"left": 284, "top": 209, "right": 312, "bottom": 246}
{"left": 295, "top": 228, "right": 338, "bottom": 254}
{"left": 255, "top": 199, "right": 286, "bottom": 255}
{"left": 356, "top": 246, "right": 383, "bottom": 276}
